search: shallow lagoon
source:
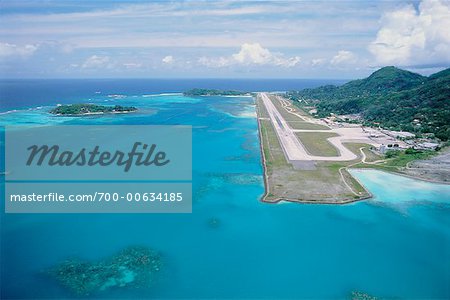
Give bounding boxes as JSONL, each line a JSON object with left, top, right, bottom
{"left": 1, "top": 92, "right": 449, "bottom": 299}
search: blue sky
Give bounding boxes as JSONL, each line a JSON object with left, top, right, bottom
{"left": 0, "top": 0, "right": 449, "bottom": 79}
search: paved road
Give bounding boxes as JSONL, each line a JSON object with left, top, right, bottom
{"left": 259, "top": 92, "right": 365, "bottom": 162}
{"left": 260, "top": 92, "right": 311, "bottom": 161}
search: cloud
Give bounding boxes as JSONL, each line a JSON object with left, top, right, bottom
{"left": 311, "top": 58, "right": 325, "bottom": 66}
{"left": 0, "top": 42, "right": 38, "bottom": 58}
{"left": 199, "top": 43, "right": 301, "bottom": 68}
{"left": 330, "top": 50, "right": 357, "bottom": 66}
{"left": 162, "top": 55, "right": 174, "bottom": 64}
{"left": 369, "top": 0, "right": 450, "bottom": 67}
{"left": 232, "top": 43, "right": 274, "bottom": 65}
{"left": 0, "top": 1, "right": 384, "bottom": 53}
{"left": 81, "top": 55, "right": 111, "bottom": 69}
{"left": 198, "top": 56, "right": 230, "bottom": 68}
{"left": 123, "top": 62, "right": 142, "bottom": 69}
{"left": 0, "top": 1, "right": 405, "bottom": 78}
{"left": 232, "top": 43, "right": 301, "bottom": 67}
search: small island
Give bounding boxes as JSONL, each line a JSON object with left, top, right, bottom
{"left": 50, "top": 104, "right": 137, "bottom": 116}
{"left": 184, "top": 88, "right": 250, "bottom": 96}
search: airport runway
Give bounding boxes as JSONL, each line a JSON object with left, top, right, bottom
{"left": 259, "top": 93, "right": 363, "bottom": 162}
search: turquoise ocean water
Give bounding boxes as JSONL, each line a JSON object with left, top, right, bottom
{"left": 1, "top": 80, "right": 449, "bottom": 299}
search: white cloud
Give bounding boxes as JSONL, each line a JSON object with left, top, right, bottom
{"left": 123, "top": 62, "right": 142, "bottom": 68}
{"left": 311, "top": 58, "right": 325, "bottom": 66}
{"left": 0, "top": 2, "right": 384, "bottom": 55}
{"left": 330, "top": 50, "right": 357, "bottom": 66}
{"left": 81, "top": 55, "right": 111, "bottom": 69}
{"left": 232, "top": 43, "right": 273, "bottom": 65}
{"left": 162, "top": 55, "right": 174, "bottom": 64}
{"left": 198, "top": 43, "right": 301, "bottom": 68}
{"left": 0, "top": 42, "right": 38, "bottom": 58}
{"left": 232, "top": 43, "right": 301, "bottom": 67}
{"left": 369, "top": 0, "right": 450, "bottom": 67}
{"left": 198, "top": 56, "right": 230, "bottom": 68}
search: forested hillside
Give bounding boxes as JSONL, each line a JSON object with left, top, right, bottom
{"left": 288, "top": 67, "right": 450, "bottom": 140}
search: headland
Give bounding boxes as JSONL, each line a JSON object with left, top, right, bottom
{"left": 255, "top": 92, "right": 449, "bottom": 204}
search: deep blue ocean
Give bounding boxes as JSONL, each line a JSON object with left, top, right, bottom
{"left": 0, "top": 78, "right": 346, "bottom": 112}
{"left": 1, "top": 79, "right": 449, "bottom": 299}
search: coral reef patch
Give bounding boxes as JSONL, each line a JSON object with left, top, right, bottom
{"left": 47, "top": 246, "right": 161, "bottom": 296}
{"left": 350, "top": 290, "right": 378, "bottom": 300}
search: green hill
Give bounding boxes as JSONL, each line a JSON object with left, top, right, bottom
{"left": 346, "top": 66, "right": 426, "bottom": 92}
{"left": 288, "top": 67, "right": 450, "bottom": 140}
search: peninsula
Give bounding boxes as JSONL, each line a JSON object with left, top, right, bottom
{"left": 257, "top": 93, "right": 372, "bottom": 204}
{"left": 256, "top": 67, "right": 449, "bottom": 204}
{"left": 50, "top": 104, "right": 137, "bottom": 116}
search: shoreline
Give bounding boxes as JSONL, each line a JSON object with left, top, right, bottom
{"left": 51, "top": 110, "right": 137, "bottom": 117}
{"left": 255, "top": 95, "right": 372, "bottom": 205}
{"left": 254, "top": 94, "right": 448, "bottom": 205}
{"left": 354, "top": 166, "right": 450, "bottom": 186}
{"left": 255, "top": 96, "right": 271, "bottom": 203}
{"left": 185, "top": 94, "right": 253, "bottom": 98}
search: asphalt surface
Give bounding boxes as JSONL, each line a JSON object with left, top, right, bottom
{"left": 259, "top": 93, "right": 366, "bottom": 162}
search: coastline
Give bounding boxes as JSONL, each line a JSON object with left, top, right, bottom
{"left": 254, "top": 96, "right": 450, "bottom": 204}
{"left": 2, "top": 81, "right": 449, "bottom": 299}
{"left": 51, "top": 110, "right": 137, "bottom": 117}
{"left": 255, "top": 94, "right": 372, "bottom": 204}
{"left": 254, "top": 95, "right": 450, "bottom": 204}
{"left": 257, "top": 117, "right": 446, "bottom": 204}
{"left": 354, "top": 166, "right": 450, "bottom": 185}
{"left": 185, "top": 94, "right": 253, "bottom": 98}
{"left": 255, "top": 96, "right": 271, "bottom": 203}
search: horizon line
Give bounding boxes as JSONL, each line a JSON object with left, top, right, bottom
{"left": 0, "top": 77, "right": 352, "bottom": 81}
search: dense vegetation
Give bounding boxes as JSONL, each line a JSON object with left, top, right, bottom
{"left": 50, "top": 104, "right": 137, "bottom": 115}
{"left": 184, "top": 88, "right": 248, "bottom": 96}
{"left": 287, "top": 66, "right": 450, "bottom": 140}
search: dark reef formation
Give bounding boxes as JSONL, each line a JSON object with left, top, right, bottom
{"left": 47, "top": 246, "right": 161, "bottom": 296}
{"left": 350, "top": 290, "right": 378, "bottom": 300}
